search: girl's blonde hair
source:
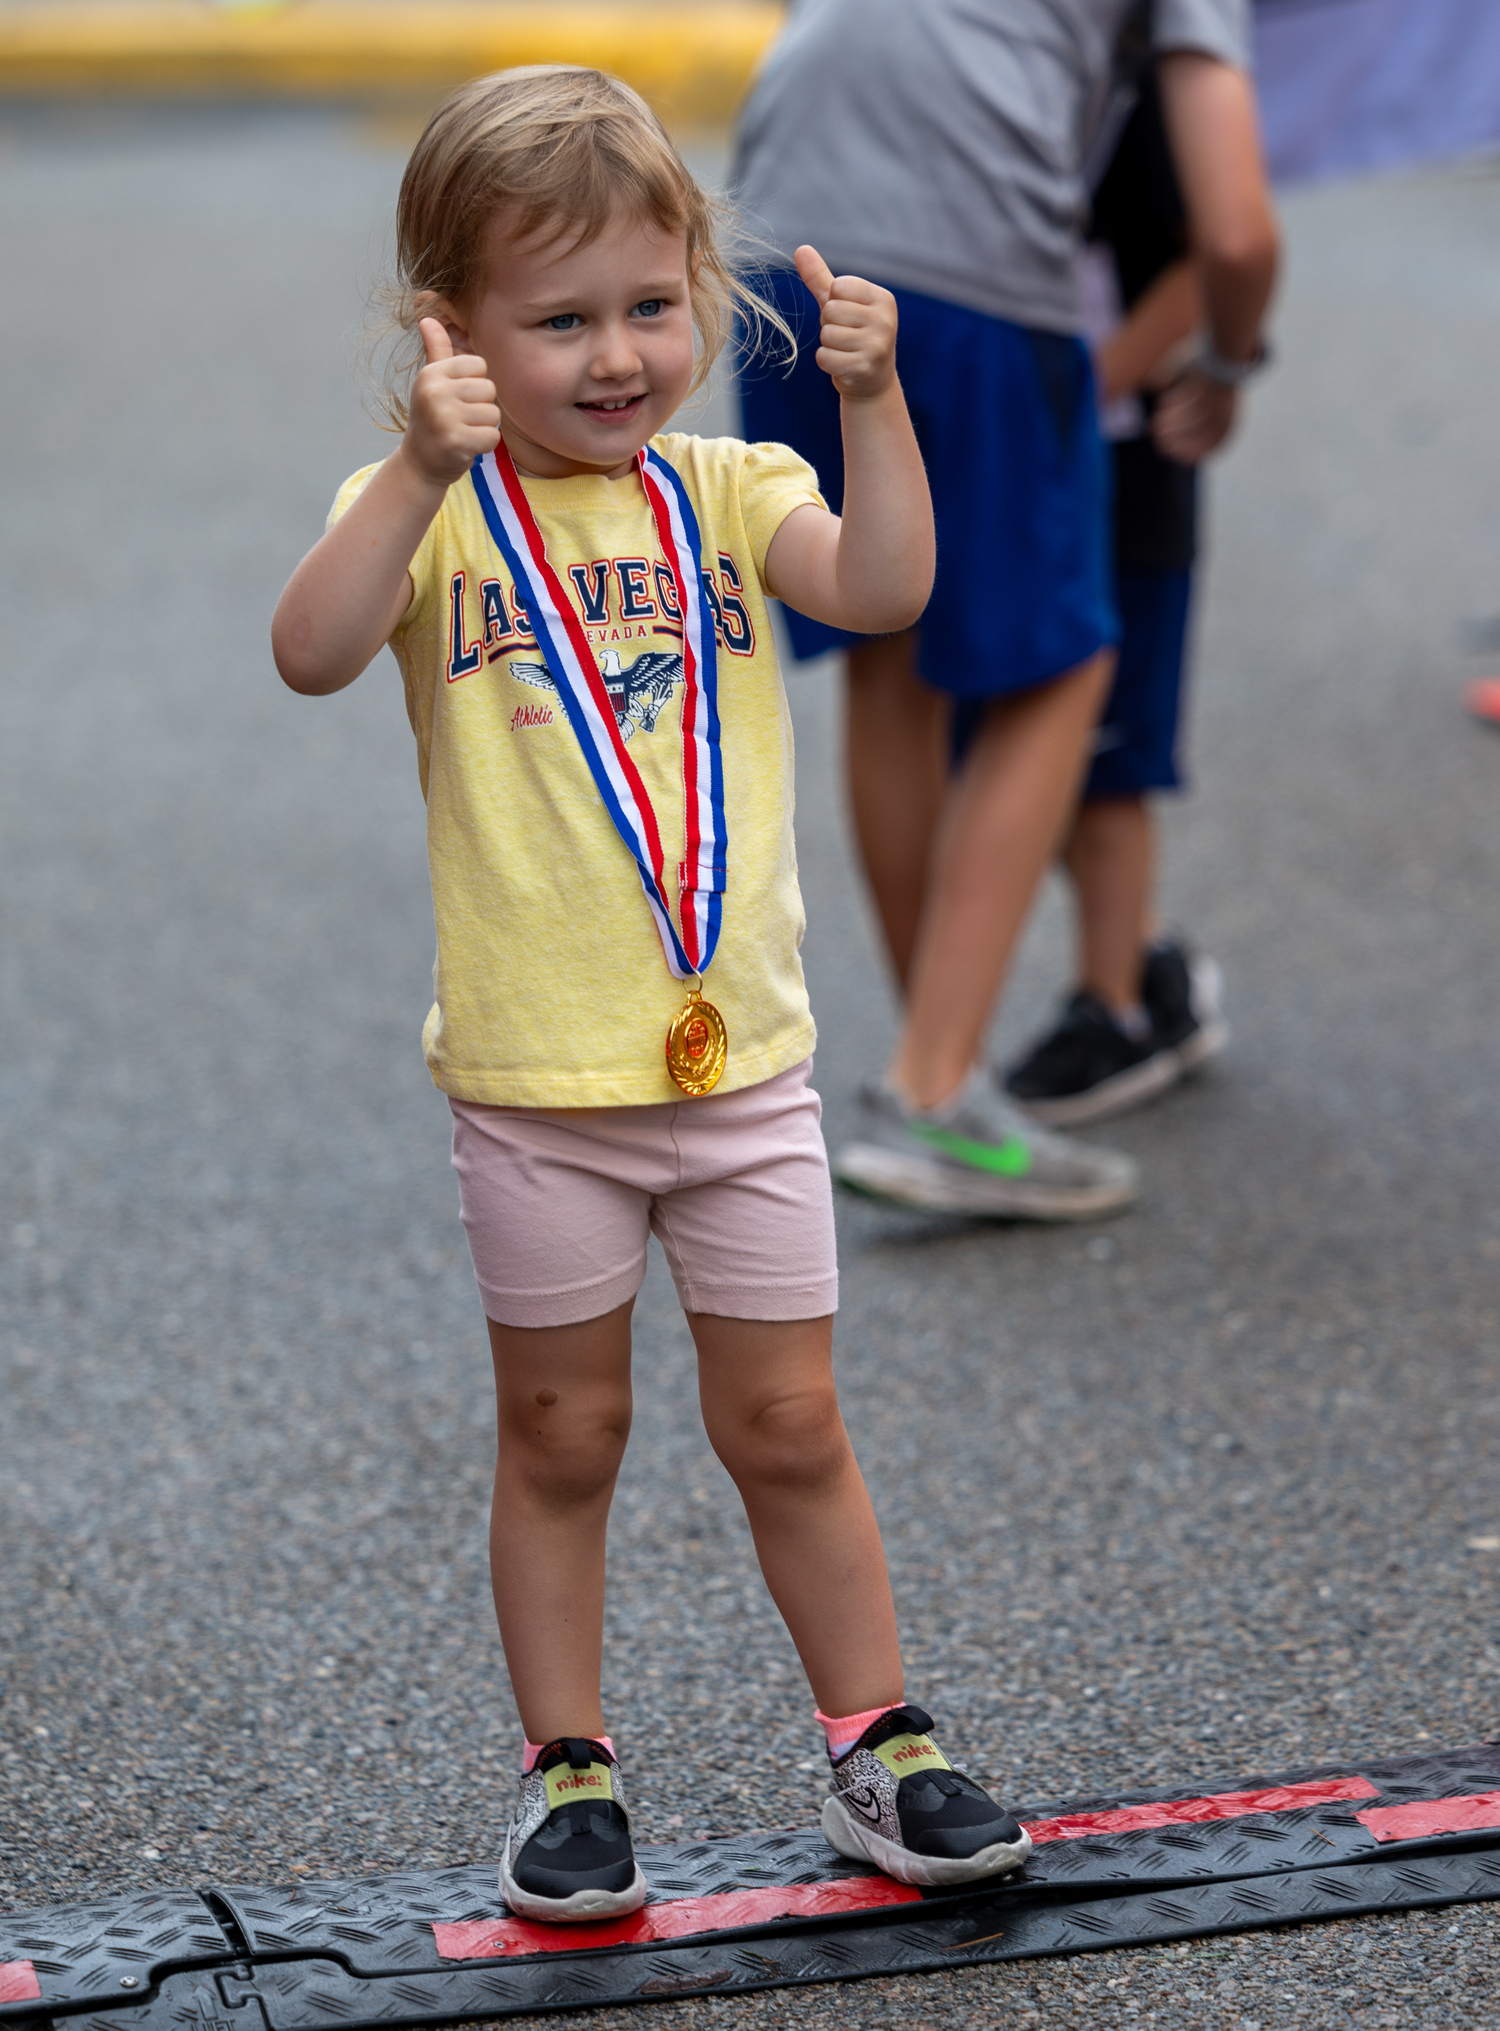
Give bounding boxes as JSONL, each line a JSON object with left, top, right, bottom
{"left": 372, "top": 64, "right": 790, "bottom": 429}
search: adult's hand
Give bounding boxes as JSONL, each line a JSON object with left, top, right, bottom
{"left": 1152, "top": 368, "right": 1238, "bottom": 464}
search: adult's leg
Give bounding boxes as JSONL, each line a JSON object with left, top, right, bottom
{"left": 844, "top": 632, "right": 949, "bottom": 989}
{"left": 487, "top": 1300, "right": 634, "bottom": 1744}
{"left": 1063, "top": 794, "right": 1158, "bottom": 1014}
{"left": 690, "top": 1311, "right": 903, "bottom": 1718}
{"left": 892, "top": 649, "right": 1115, "bottom": 1108}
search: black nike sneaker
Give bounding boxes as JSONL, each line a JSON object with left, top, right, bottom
{"left": 821, "top": 1704, "right": 1031, "bottom": 1887}
{"left": 498, "top": 1737, "right": 647, "bottom": 1923}
{"left": 1006, "top": 939, "right": 1228, "bottom": 1127}
{"left": 1141, "top": 937, "right": 1229, "bottom": 1069}
{"left": 1004, "top": 988, "right": 1167, "bottom": 1125}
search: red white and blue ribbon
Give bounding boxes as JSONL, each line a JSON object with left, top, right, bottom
{"left": 469, "top": 440, "right": 725, "bottom": 982}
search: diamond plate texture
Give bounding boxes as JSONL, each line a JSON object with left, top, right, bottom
{"left": 0, "top": 1891, "right": 236, "bottom": 2022}
{"left": 6, "top": 1743, "right": 1500, "bottom": 2025}
{"left": 210, "top": 1741, "right": 1500, "bottom": 1979}
{"left": 1022, "top": 1742, "right": 1500, "bottom": 1843}
{"left": 214, "top": 1833, "right": 881, "bottom": 1980}
{"left": 82, "top": 1846, "right": 1500, "bottom": 2027}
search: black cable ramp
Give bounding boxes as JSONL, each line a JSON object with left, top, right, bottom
{"left": 5, "top": 1744, "right": 1500, "bottom": 2026}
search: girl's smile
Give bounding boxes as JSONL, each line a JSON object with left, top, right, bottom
{"left": 432, "top": 211, "right": 697, "bottom": 480}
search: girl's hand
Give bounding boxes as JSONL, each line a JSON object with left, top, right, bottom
{"left": 763, "top": 254, "right": 932, "bottom": 634}
{"left": 402, "top": 317, "right": 502, "bottom": 486}
{"left": 794, "top": 246, "right": 898, "bottom": 402}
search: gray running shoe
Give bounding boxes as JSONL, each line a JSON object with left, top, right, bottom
{"left": 498, "top": 1737, "right": 647, "bottom": 1923}
{"left": 821, "top": 1704, "right": 1031, "bottom": 1888}
{"left": 834, "top": 1067, "right": 1138, "bottom": 1219}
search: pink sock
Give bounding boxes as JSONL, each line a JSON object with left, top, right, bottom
{"left": 816, "top": 1705, "right": 899, "bottom": 1763}
{"left": 522, "top": 1733, "right": 616, "bottom": 1773}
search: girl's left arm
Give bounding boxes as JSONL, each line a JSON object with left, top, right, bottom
{"left": 763, "top": 247, "right": 935, "bottom": 633}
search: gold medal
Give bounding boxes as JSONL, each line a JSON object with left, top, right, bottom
{"left": 665, "top": 989, "right": 728, "bottom": 1097}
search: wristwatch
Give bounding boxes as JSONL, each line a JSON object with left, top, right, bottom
{"left": 1193, "top": 337, "right": 1272, "bottom": 387}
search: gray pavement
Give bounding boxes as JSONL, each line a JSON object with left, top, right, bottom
{"left": 3, "top": 103, "right": 1500, "bottom": 2029}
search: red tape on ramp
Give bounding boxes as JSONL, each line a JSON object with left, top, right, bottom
{"left": 434, "top": 1876, "right": 921, "bottom": 1960}
{"left": 0, "top": 1961, "right": 41, "bottom": 2005}
{"left": 432, "top": 1776, "right": 1382, "bottom": 1962}
{"left": 1358, "top": 1791, "right": 1500, "bottom": 1843}
{"left": 1023, "top": 1774, "right": 1379, "bottom": 1845}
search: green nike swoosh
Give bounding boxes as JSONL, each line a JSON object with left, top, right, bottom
{"left": 912, "top": 1124, "right": 1033, "bottom": 1178}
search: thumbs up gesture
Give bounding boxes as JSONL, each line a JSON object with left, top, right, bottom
{"left": 401, "top": 315, "right": 502, "bottom": 486}
{"left": 793, "top": 246, "right": 899, "bottom": 401}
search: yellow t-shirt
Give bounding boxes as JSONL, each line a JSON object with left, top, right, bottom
{"left": 329, "top": 433, "right": 827, "bottom": 1107}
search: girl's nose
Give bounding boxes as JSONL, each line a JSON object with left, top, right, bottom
{"left": 591, "top": 323, "right": 643, "bottom": 381}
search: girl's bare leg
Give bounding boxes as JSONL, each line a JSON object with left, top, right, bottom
{"left": 487, "top": 1300, "right": 634, "bottom": 1744}
{"left": 844, "top": 632, "right": 949, "bottom": 990}
{"left": 892, "top": 650, "right": 1115, "bottom": 1107}
{"left": 1062, "top": 795, "right": 1158, "bottom": 1013}
{"left": 690, "top": 1311, "right": 903, "bottom": 1717}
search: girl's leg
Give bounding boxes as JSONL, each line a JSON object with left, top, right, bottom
{"left": 691, "top": 1309, "right": 1032, "bottom": 1886}
{"left": 892, "top": 649, "right": 1115, "bottom": 1107}
{"left": 487, "top": 1299, "right": 634, "bottom": 1744}
{"left": 844, "top": 631, "right": 950, "bottom": 991}
{"left": 1062, "top": 794, "right": 1158, "bottom": 1014}
{"left": 689, "top": 1310, "right": 903, "bottom": 1716}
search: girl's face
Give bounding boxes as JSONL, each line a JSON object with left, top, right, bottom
{"left": 437, "top": 208, "right": 698, "bottom": 479}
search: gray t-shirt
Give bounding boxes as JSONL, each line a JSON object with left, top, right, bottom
{"left": 732, "top": 0, "right": 1250, "bottom": 334}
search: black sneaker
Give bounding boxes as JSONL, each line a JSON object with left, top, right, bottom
{"left": 1142, "top": 938, "right": 1229, "bottom": 1069}
{"left": 1005, "top": 989, "right": 1172, "bottom": 1126}
{"left": 498, "top": 1737, "right": 647, "bottom": 1923}
{"left": 821, "top": 1704, "right": 1031, "bottom": 1887}
{"left": 1006, "top": 940, "right": 1229, "bottom": 1127}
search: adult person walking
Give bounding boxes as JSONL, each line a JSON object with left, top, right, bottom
{"left": 734, "top": 0, "right": 1278, "bottom": 1220}
{"left": 1004, "top": 65, "right": 1241, "bottom": 1126}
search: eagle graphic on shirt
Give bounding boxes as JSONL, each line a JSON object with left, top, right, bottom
{"left": 508, "top": 647, "right": 684, "bottom": 741}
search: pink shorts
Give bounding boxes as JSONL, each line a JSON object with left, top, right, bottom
{"left": 449, "top": 1058, "right": 838, "bottom": 1329}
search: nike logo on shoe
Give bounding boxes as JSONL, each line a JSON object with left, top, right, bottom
{"left": 914, "top": 1124, "right": 1033, "bottom": 1177}
{"left": 841, "top": 1787, "right": 884, "bottom": 1824}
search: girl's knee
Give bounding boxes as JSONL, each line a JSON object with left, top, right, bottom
{"left": 498, "top": 1387, "right": 631, "bottom": 1506}
{"left": 718, "top": 1383, "right": 850, "bottom": 1492}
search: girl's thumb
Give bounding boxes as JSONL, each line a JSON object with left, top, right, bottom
{"left": 420, "top": 316, "right": 455, "bottom": 365}
{"left": 793, "top": 244, "right": 835, "bottom": 308}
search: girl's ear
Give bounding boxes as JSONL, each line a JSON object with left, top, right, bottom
{"left": 414, "top": 291, "right": 477, "bottom": 357}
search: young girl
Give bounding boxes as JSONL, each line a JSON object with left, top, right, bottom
{"left": 272, "top": 64, "right": 1029, "bottom": 1923}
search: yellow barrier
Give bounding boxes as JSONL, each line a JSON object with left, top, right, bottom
{"left": 0, "top": 4, "right": 782, "bottom": 120}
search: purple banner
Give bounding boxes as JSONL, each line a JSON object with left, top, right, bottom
{"left": 1255, "top": 0, "right": 1500, "bottom": 184}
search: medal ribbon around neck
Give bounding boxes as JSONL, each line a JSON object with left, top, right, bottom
{"left": 468, "top": 439, "right": 725, "bottom": 983}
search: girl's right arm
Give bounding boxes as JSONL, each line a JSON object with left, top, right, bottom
{"left": 272, "top": 321, "right": 501, "bottom": 695}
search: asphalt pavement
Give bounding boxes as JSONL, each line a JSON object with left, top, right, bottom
{"left": 3, "top": 104, "right": 1500, "bottom": 2029}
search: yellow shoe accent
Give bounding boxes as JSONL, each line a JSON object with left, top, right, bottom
{"left": 543, "top": 1759, "right": 615, "bottom": 1813}
{"left": 873, "top": 1732, "right": 950, "bottom": 1779}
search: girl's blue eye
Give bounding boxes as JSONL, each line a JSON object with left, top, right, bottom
{"left": 545, "top": 313, "right": 581, "bottom": 331}
{"left": 634, "top": 299, "right": 664, "bottom": 319}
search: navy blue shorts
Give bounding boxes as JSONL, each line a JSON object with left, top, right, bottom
{"left": 738, "top": 268, "right": 1118, "bottom": 700}
{"left": 1083, "top": 566, "right": 1193, "bottom": 800}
